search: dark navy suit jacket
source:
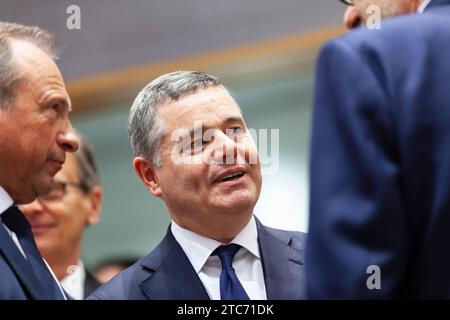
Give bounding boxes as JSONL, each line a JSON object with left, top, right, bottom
{"left": 0, "top": 217, "right": 49, "bottom": 299}
{"left": 307, "top": 0, "right": 450, "bottom": 299}
{"left": 88, "top": 218, "right": 306, "bottom": 300}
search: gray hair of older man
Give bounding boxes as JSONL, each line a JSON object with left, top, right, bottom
{"left": 0, "top": 21, "right": 57, "bottom": 109}
{"left": 128, "top": 70, "right": 228, "bottom": 167}
{"left": 75, "top": 134, "right": 101, "bottom": 193}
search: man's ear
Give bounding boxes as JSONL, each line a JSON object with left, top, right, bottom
{"left": 86, "top": 186, "right": 102, "bottom": 226}
{"left": 133, "top": 156, "right": 162, "bottom": 197}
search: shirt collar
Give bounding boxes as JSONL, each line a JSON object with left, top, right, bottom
{"left": 60, "top": 260, "right": 86, "bottom": 300}
{"left": 0, "top": 186, "right": 14, "bottom": 216}
{"left": 418, "top": 0, "right": 433, "bottom": 12}
{"left": 171, "top": 216, "right": 260, "bottom": 274}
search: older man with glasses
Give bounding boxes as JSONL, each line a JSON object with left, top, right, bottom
{"left": 307, "top": 0, "right": 450, "bottom": 298}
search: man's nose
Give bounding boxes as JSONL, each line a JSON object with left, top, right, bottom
{"left": 211, "top": 131, "right": 238, "bottom": 164}
{"left": 344, "top": 6, "right": 362, "bottom": 29}
{"left": 57, "top": 124, "right": 79, "bottom": 153}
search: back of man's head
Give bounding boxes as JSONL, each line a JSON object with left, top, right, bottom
{"left": 74, "top": 134, "right": 101, "bottom": 192}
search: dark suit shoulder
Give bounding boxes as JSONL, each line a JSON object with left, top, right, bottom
{"left": 331, "top": 6, "right": 450, "bottom": 53}
{"left": 260, "top": 225, "right": 306, "bottom": 252}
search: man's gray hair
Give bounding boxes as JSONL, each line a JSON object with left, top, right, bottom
{"left": 0, "top": 21, "right": 57, "bottom": 109}
{"left": 75, "top": 134, "right": 101, "bottom": 193}
{"left": 127, "top": 70, "right": 223, "bottom": 166}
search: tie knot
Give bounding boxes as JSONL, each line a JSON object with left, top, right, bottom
{"left": 214, "top": 244, "right": 241, "bottom": 269}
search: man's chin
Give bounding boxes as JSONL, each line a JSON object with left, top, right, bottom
{"left": 33, "top": 176, "right": 54, "bottom": 197}
{"left": 214, "top": 197, "right": 257, "bottom": 215}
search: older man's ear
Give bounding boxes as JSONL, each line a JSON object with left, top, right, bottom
{"left": 133, "top": 156, "right": 162, "bottom": 197}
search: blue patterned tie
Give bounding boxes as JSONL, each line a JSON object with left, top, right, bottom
{"left": 214, "top": 244, "right": 250, "bottom": 300}
{"left": 2, "top": 206, "right": 65, "bottom": 300}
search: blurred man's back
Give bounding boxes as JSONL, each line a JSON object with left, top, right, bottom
{"left": 307, "top": 2, "right": 450, "bottom": 298}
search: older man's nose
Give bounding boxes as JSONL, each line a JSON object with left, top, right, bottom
{"left": 209, "top": 131, "right": 238, "bottom": 164}
{"left": 344, "top": 6, "right": 362, "bottom": 29}
{"left": 57, "top": 128, "right": 79, "bottom": 153}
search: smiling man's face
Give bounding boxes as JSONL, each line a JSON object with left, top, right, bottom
{"left": 141, "top": 86, "right": 262, "bottom": 241}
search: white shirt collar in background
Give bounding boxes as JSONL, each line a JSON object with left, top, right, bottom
{"left": 61, "top": 260, "right": 86, "bottom": 300}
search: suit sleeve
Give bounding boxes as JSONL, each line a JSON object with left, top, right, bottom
{"left": 306, "top": 38, "right": 408, "bottom": 299}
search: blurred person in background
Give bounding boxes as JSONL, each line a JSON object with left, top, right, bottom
{"left": 20, "top": 134, "right": 102, "bottom": 299}
{"left": 307, "top": 0, "right": 450, "bottom": 298}
{"left": 93, "top": 257, "right": 139, "bottom": 284}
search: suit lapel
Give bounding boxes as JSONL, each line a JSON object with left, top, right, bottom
{"left": 139, "top": 227, "right": 210, "bottom": 300}
{"left": 256, "top": 219, "right": 306, "bottom": 299}
{"left": 0, "top": 224, "right": 46, "bottom": 299}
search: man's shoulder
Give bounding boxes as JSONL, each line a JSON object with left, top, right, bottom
{"left": 259, "top": 223, "right": 307, "bottom": 251}
{"left": 317, "top": 7, "right": 450, "bottom": 79}
{"left": 330, "top": 7, "right": 450, "bottom": 52}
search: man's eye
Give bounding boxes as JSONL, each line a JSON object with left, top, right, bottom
{"left": 51, "top": 103, "right": 60, "bottom": 111}
{"left": 227, "top": 127, "right": 244, "bottom": 136}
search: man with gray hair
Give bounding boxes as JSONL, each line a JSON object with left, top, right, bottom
{"left": 20, "top": 134, "right": 102, "bottom": 299}
{"left": 0, "top": 22, "right": 79, "bottom": 299}
{"left": 89, "top": 70, "right": 306, "bottom": 300}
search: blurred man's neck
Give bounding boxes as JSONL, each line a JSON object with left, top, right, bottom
{"left": 46, "top": 248, "right": 80, "bottom": 281}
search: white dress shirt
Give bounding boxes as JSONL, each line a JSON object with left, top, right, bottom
{"left": 0, "top": 185, "right": 66, "bottom": 299}
{"left": 171, "top": 216, "right": 267, "bottom": 300}
{"left": 418, "top": 0, "right": 432, "bottom": 12}
{"left": 61, "top": 260, "right": 86, "bottom": 300}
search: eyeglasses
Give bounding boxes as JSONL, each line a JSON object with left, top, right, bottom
{"left": 39, "top": 180, "right": 85, "bottom": 203}
{"left": 339, "top": 0, "right": 354, "bottom": 5}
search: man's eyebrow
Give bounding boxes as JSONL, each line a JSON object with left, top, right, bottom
{"left": 185, "top": 116, "right": 245, "bottom": 137}
{"left": 55, "top": 96, "right": 72, "bottom": 112}
{"left": 223, "top": 116, "right": 244, "bottom": 125}
{"left": 44, "top": 95, "right": 72, "bottom": 112}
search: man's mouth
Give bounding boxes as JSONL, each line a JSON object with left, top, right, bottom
{"left": 213, "top": 167, "right": 248, "bottom": 184}
{"left": 219, "top": 171, "right": 245, "bottom": 182}
{"left": 31, "top": 223, "right": 57, "bottom": 235}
